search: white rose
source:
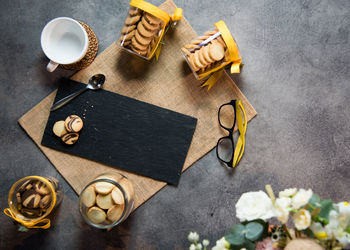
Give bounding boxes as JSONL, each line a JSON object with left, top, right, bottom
{"left": 189, "top": 244, "right": 196, "bottom": 250}
{"left": 325, "top": 210, "right": 350, "bottom": 247}
{"left": 202, "top": 239, "right": 210, "bottom": 247}
{"left": 212, "top": 237, "right": 230, "bottom": 250}
{"left": 292, "top": 189, "right": 313, "bottom": 209}
{"left": 235, "top": 191, "right": 276, "bottom": 222}
{"left": 293, "top": 209, "right": 311, "bottom": 230}
{"left": 275, "top": 197, "right": 291, "bottom": 224}
{"left": 279, "top": 188, "right": 297, "bottom": 198}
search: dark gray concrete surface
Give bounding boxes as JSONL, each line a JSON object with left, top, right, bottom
{"left": 1, "top": 0, "right": 349, "bottom": 249}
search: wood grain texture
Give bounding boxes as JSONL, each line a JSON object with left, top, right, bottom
{"left": 18, "top": 0, "right": 257, "bottom": 211}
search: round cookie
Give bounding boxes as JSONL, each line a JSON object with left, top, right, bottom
{"left": 189, "top": 54, "right": 199, "bottom": 71}
{"left": 136, "top": 21, "right": 156, "bottom": 39}
{"left": 209, "top": 42, "right": 225, "bottom": 61}
{"left": 128, "top": 7, "right": 141, "bottom": 16}
{"left": 141, "top": 17, "right": 159, "bottom": 31}
{"left": 107, "top": 204, "right": 124, "bottom": 222}
{"left": 121, "top": 24, "right": 136, "bottom": 34}
{"left": 22, "top": 190, "right": 41, "bottom": 208}
{"left": 65, "top": 115, "right": 83, "bottom": 133}
{"left": 193, "top": 50, "right": 205, "bottom": 69}
{"left": 184, "top": 44, "right": 200, "bottom": 50}
{"left": 203, "top": 45, "right": 215, "bottom": 63}
{"left": 134, "top": 31, "right": 153, "bottom": 46}
{"left": 81, "top": 185, "right": 96, "bottom": 207}
{"left": 124, "top": 15, "right": 141, "bottom": 26}
{"left": 87, "top": 206, "right": 106, "bottom": 224}
{"left": 39, "top": 194, "right": 51, "bottom": 209}
{"left": 18, "top": 179, "right": 33, "bottom": 193}
{"left": 53, "top": 120, "right": 67, "bottom": 137}
{"left": 111, "top": 187, "right": 124, "bottom": 205}
{"left": 34, "top": 181, "right": 49, "bottom": 195}
{"left": 95, "top": 181, "right": 115, "bottom": 195}
{"left": 181, "top": 47, "right": 191, "bottom": 57}
{"left": 120, "top": 29, "right": 136, "bottom": 42}
{"left": 216, "top": 35, "right": 227, "bottom": 48}
{"left": 198, "top": 48, "right": 211, "bottom": 65}
{"left": 131, "top": 36, "right": 148, "bottom": 51}
{"left": 96, "top": 193, "right": 114, "bottom": 210}
{"left": 144, "top": 13, "right": 162, "bottom": 26}
{"left": 61, "top": 132, "right": 79, "bottom": 145}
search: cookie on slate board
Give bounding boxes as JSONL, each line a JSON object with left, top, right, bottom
{"left": 61, "top": 132, "right": 79, "bottom": 145}
{"left": 53, "top": 120, "right": 67, "bottom": 137}
{"left": 65, "top": 115, "right": 83, "bottom": 133}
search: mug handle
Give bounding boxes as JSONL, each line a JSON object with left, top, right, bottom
{"left": 46, "top": 60, "right": 59, "bottom": 72}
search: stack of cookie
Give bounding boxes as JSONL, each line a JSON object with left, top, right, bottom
{"left": 80, "top": 178, "right": 126, "bottom": 225}
{"left": 15, "top": 177, "right": 60, "bottom": 218}
{"left": 182, "top": 29, "right": 229, "bottom": 73}
{"left": 52, "top": 115, "right": 83, "bottom": 145}
{"left": 119, "top": 6, "right": 163, "bottom": 57}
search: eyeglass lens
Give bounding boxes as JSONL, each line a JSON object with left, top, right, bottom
{"left": 219, "top": 104, "right": 236, "bottom": 129}
{"left": 217, "top": 137, "right": 233, "bottom": 162}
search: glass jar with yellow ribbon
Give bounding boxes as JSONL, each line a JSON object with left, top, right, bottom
{"left": 181, "top": 20, "right": 242, "bottom": 90}
{"left": 118, "top": 0, "right": 182, "bottom": 60}
{"left": 3, "top": 176, "right": 63, "bottom": 230}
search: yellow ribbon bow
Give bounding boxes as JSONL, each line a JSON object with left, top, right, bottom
{"left": 200, "top": 20, "right": 242, "bottom": 90}
{"left": 130, "top": 0, "right": 183, "bottom": 60}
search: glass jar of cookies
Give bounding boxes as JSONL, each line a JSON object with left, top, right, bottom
{"left": 118, "top": 0, "right": 182, "bottom": 60}
{"left": 181, "top": 20, "right": 242, "bottom": 90}
{"left": 4, "top": 176, "right": 63, "bottom": 229}
{"left": 79, "top": 172, "right": 134, "bottom": 229}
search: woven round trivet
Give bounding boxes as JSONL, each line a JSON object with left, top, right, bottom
{"left": 61, "top": 21, "right": 99, "bottom": 70}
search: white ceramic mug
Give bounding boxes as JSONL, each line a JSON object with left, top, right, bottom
{"left": 41, "top": 17, "right": 89, "bottom": 72}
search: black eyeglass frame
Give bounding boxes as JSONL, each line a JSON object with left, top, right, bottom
{"left": 216, "top": 100, "right": 237, "bottom": 168}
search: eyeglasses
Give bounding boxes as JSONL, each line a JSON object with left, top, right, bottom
{"left": 216, "top": 100, "right": 247, "bottom": 168}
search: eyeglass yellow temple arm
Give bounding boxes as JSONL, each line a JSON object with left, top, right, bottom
{"left": 232, "top": 100, "right": 247, "bottom": 167}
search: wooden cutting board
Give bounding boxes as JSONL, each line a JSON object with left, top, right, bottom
{"left": 18, "top": 0, "right": 257, "bottom": 210}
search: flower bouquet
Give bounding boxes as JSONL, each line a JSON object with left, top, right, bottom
{"left": 188, "top": 185, "right": 350, "bottom": 250}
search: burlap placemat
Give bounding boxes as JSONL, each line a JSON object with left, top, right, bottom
{"left": 19, "top": 0, "right": 257, "bottom": 210}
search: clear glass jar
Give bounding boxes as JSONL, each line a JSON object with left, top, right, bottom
{"left": 5, "top": 176, "right": 63, "bottom": 229}
{"left": 79, "top": 172, "right": 134, "bottom": 229}
{"left": 118, "top": 5, "right": 166, "bottom": 60}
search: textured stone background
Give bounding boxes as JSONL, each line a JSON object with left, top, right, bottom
{"left": 0, "top": 0, "right": 349, "bottom": 249}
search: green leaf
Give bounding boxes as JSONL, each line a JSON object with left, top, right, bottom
{"left": 309, "top": 193, "right": 321, "bottom": 207}
{"left": 318, "top": 200, "right": 334, "bottom": 221}
{"left": 245, "top": 222, "right": 264, "bottom": 241}
{"left": 225, "top": 224, "right": 246, "bottom": 246}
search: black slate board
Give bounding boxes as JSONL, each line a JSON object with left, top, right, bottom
{"left": 41, "top": 78, "right": 197, "bottom": 185}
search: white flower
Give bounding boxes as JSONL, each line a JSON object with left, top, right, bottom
{"left": 310, "top": 222, "right": 328, "bottom": 239}
{"left": 275, "top": 197, "right": 291, "bottom": 224}
{"left": 336, "top": 202, "right": 350, "bottom": 229}
{"left": 292, "top": 189, "right": 313, "bottom": 209}
{"left": 189, "top": 244, "right": 196, "bottom": 250}
{"left": 212, "top": 237, "right": 230, "bottom": 250}
{"left": 235, "top": 191, "right": 276, "bottom": 221}
{"left": 196, "top": 243, "right": 202, "bottom": 250}
{"left": 279, "top": 188, "right": 297, "bottom": 198}
{"left": 188, "top": 232, "right": 199, "bottom": 242}
{"left": 202, "top": 239, "right": 210, "bottom": 247}
{"left": 325, "top": 210, "right": 350, "bottom": 246}
{"left": 293, "top": 208, "right": 311, "bottom": 230}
